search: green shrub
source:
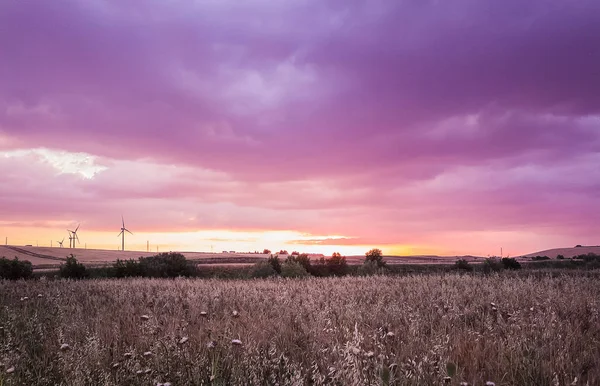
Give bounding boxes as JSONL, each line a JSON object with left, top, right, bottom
{"left": 358, "top": 260, "right": 387, "bottom": 276}
{"left": 501, "top": 257, "right": 521, "bottom": 270}
{"left": 112, "top": 258, "right": 143, "bottom": 278}
{"left": 281, "top": 261, "right": 309, "bottom": 278}
{"left": 454, "top": 259, "right": 473, "bottom": 272}
{"left": 59, "top": 255, "right": 89, "bottom": 279}
{"left": 482, "top": 257, "right": 503, "bottom": 274}
{"left": 251, "top": 261, "right": 278, "bottom": 278}
{"left": 137, "top": 252, "right": 196, "bottom": 278}
{"left": 0, "top": 257, "right": 33, "bottom": 280}
{"left": 326, "top": 253, "right": 349, "bottom": 276}
{"left": 267, "top": 254, "right": 282, "bottom": 274}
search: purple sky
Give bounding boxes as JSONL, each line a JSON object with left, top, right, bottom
{"left": 1, "top": 0, "right": 599, "bottom": 255}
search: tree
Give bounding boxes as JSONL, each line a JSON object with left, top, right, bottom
{"left": 365, "top": 248, "right": 386, "bottom": 268}
{"left": 326, "top": 252, "right": 349, "bottom": 276}
{"left": 262, "top": 249, "right": 271, "bottom": 254}
{"left": 267, "top": 254, "right": 282, "bottom": 274}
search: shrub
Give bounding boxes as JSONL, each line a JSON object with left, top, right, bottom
{"left": 454, "top": 259, "right": 473, "bottom": 272}
{"left": 501, "top": 257, "right": 521, "bottom": 270}
{"left": 287, "top": 253, "right": 312, "bottom": 273}
{"left": 262, "top": 249, "right": 271, "bottom": 254}
{"left": 358, "top": 260, "right": 387, "bottom": 276}
{"left": 365, "top": 248, "right": 386, "bottom": 268}
{"left": 281, "top": 261, "right": 309, "bottom": 278}
{"left": 532, "top": 255, "right": 550, "bottom": 261}
{"left": 482, "top": 257, "right": 503, "bottom": 274}
{"left": 326, "top": 252, "right": 349, "bottom": 276}
{"left": 112, "top": 258, "right": 143, "bottom": 278}
{"left": 267, "top": 254, "right": 282, "bottom": 274}
{"left": 0, "top": 257, "right": 33, "bottom": 280}
{"left": 251, "top": 261, "right": 278, "bottom": 278}
{"left": 557, "top": 254, "right": 565, "bottom": 260}
{"left": 137, "top": 252, "right": 196, "bottom": 278}
{"left": 59, "top": 255, "right": 89, "bottom": 279}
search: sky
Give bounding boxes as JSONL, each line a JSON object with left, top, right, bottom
{"left": 1, "top": 0, "right": 599, "bottom": 257}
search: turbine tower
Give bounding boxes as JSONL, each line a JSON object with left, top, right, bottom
{"left": 57, "top": 237, "right": 65, "bottom": 248}
{"left": 67, "top": 224, "right": 80, "bottom": 248}
{"left": 118, "top": 216, "right": 133, "bottom": 251}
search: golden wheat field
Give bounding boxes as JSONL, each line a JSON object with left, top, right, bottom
{"left": 1, "top": 274, "right": 599, "bottom": 386}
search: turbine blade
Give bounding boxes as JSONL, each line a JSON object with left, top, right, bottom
{"left": 125, "top": 229, "right": 133, "bottom": 235}
{"left": 118, "top": 231, "right": 123, "bottom": 237}
{"left": 75, "top": 224, "right": 80, "bottom": 232}
{"left": 122, "top": 215, "right": 125, "bottom": 228}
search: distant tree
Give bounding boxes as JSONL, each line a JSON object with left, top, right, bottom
{"left": 279, "top": 250, "right": 288, "bottom": 255}
{"left": 59, "top": 255, "right": 89, "bottom": 279}
{"left": 0, "top": 257, "right": 33, "bottom": 280}
{"left": 267, "top": 254, "right": 282, "bottom": 274}
{"left": 501, "top": 257, "right": 521, "bottom": 270}
{"left": 262, "top": 249, "right": 271, "bottom": 254}
{"left": 326, "top": 252, "right": 349, "bottom": 276}
{"left": 575, "top": 245, "right": 583, "bottom": 248}
{"left": 251, "top": 261, "right": 278, "bottom": 278}
{"left": 454, "top": 259, "right": 473, "bottom": 272}
{"left": 291, "top": 251, "right": 300, "bottom": 256}
{"left": 365, "top": 248, "right": 386, "bottom": 268}
{"left": 281, "top": 261, "right": 310, "bottom": 278}
{"left": 557, "top": 254, "right": 565, "bottom": 260}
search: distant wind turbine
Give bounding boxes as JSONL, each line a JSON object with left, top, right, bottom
{"left": 67, "top": 224, "right": 80, "bottom": 248}
{"left": 57, "top": 237, "right": 65, "bottom": 248}
{"left": 118, "top": 216, "right": 133, "bottom": 251}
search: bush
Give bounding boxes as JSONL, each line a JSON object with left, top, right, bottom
{"left": 358, "top": 260, "right": 387, "bottom": 276}
{"left": 286, "top": 253, "right": 312, "bottom": 273}
{"left": 281, "top": 261, "right": 310, "bottom": 278}
{"left": 501, "top": 257, "right": 521, "bottom": 270}
{"left": 365, "top": 248, "right": 386, "bottom": 268}
{"left": 557, "top": 254, "right": 565, "bottom": 260}
{"left": 482, "top": 257, "right": 503, "bottom": 274}
{"left": 267, "top": 254, "right": 282, "bottom": 274}
{"left": 137, "top": 252, "right": 196, "bottom": 278}
{"left": 0, "top": 257, "right": 33, "bottom": 280}
{"left": 59, "top": 255, "right": 89, "bottom": 279}
{"left": 532, "top": 255, "right": 550, "bottom": 261}
{"left": 262, "top": 249, "right": 271, "bottom": 254}
{"left": 454, "top": 259, "right": 473, "bottom": 272}
{"left": 112, "top": 258, "right": 143, "bottom": 278}
{"left": 251, "top": 261, "right": 278, "bottom": 278}
{"left": 326, "top": 252, "right": 349, "bottom": 276}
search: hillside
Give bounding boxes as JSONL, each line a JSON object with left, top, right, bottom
{"left": 523, "top": 245, "right": 600, "bottom": 259}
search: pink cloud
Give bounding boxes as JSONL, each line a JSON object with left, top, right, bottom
{"left": 1, "top": 0, "right": 599, "bottom": 254}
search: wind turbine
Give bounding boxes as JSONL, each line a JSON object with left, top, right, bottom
{"left": 67, "top": 224, "right": 80, "bottom": 248}
{"left": 57, "top": 237, "right": 65, "bottom": 248}
{"left": 118, "top": 216, "right": 133, "bottom": 251}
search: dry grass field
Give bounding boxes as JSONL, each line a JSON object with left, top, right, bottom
{"left": 1, "top": 274, "right": 599, "bottom": 385}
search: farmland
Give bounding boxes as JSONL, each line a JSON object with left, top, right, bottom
{"left": 1, "top": 274, "right": 599, "bottom": 385}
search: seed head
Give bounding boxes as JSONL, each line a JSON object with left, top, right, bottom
{"left": 485, "top": 382, "right": 496, "bottom": 386}
{"left": 386, "top": 331, "right": 395, "bottom": 338}
{"left": 232, "top": 310, "right": 239, "bottom": 318}
{"left": 140, "top": 315, "right": 150, "bottom": 321}
{"left": 207, "top": 341, "right": 216, "bottom": 348}
{"left": 366, "top": 351, "right": 375, "bottom": 358}
{"left": 112, "top": 363, "right": 120, "bottom": 369}
{"left": 37, "top": 294, "right": 43, "bottom": 298}
{"left": 60, "top": 343, "right": 71, "bottom": 351}
{"left": 178, "top": 336, "right": 189, "bottom": 345}
{"left": 6, "top": 366, "right": 15, "bottom": 374}
{"left": 143, "top": 351, "right": 153, "bottom": 357}
{"left": 200, "top": 311, "right": 208, "bottom": 317}
{"left": 124, "top": 352, "right": 133, "bottom": 358}
{"left": 231, "top": 339, "right": 242, "bottom": 345}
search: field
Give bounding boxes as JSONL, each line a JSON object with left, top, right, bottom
{"left": 1, "top": 274, "right": 599, "bottom": 385}
{"left": 0, "top": 245, "right": 550, "bottom": 270}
